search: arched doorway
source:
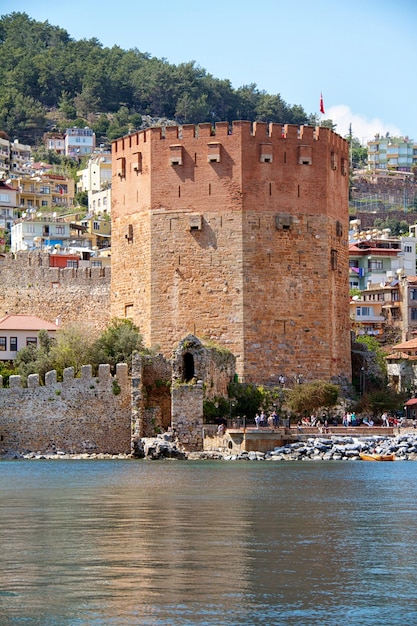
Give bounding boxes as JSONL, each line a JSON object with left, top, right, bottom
{"left": 183, "top": 352, "right": 195, "bottom": 382}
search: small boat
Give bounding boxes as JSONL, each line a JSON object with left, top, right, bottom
{"left": 359, "top": 452, "right": 395, "bottom": 462}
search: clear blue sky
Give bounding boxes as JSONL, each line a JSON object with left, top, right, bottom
{"left": 2, "top": 0, "right": 417, "bottom": 143}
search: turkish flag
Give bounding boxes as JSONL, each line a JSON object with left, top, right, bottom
{"left": 320, "top": 93, "right": 325, "bottom": 114}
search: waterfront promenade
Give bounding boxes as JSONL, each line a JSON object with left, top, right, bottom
{"left": 203, "top": 421, "right": 406, "bottom": 454}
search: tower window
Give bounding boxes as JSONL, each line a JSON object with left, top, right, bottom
{"left": 117, "top": 157, "right": 126, "bottom": 178}
{"left": 336, "top": 221, "right": 343, "bottom": 237}
{"left": 169, "top": 145, "right": 183, "bottom": 166}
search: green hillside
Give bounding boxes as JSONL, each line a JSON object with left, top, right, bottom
{"left": 0, "top": 12, "right": 315, "bottom": 145}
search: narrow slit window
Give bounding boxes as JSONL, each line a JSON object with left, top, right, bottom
{"left": 331, "top": 249, "right": 338, "bottom": 270}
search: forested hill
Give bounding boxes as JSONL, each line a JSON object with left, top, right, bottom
{"left": 0, "top": 12, "right": 315, "bottom": 146}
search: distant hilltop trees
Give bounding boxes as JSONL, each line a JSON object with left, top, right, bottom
{"left": 0, "top": 12, "right": 314, "bottom": 146}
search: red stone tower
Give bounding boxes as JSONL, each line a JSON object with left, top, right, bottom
{"left": 111, "top": 121, "right": 351, "bottom": 385}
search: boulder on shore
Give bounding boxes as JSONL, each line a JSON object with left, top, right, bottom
{"left": 140, "top": 434, "right": 187, "bottom": 460}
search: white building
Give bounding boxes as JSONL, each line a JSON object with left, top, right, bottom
{"left": 349, "top": 221, "right": 417, "bottom": 290}
{"left": 11, "top": 215, "right": 71, "bottom": 253}
{"left": 0, "top": 181, "right": 19, "bottom": 230}
{"left": 77, "top": 153, "right": 112, "bottom": 193}
{"left": 0, "top": 138, "right": 31, "bottom": 179}
{"left": 65, "top": 127, "right": 96, "bottom": 160}
{"left": 89, "top": 187, "right": 111, "bottom": 216}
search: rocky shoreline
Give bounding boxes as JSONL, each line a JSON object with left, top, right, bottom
{"left": 3, "top": 431, "right": 417, "bottom": 461}
{"left": 198, "top": 432, "right": 417, "bottom": 461}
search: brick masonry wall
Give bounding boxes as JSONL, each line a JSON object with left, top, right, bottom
{"left": 0, "top": 252, "right": 111, "bottom": 333}
{"left": 111, "top": 121, "right": 351, "bottom": 385}
{"left": 0, "top": 363, "right": 131, "bottom": 455}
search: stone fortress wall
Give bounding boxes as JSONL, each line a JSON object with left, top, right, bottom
{"left": 0, "top": 120, "right": 352, "bottom": 453}
{"left": 0, "top": 252, "right": 111, "bottom": 333}
{"left": 0, "top": 336, "right": 234, "bottom": 456}
{"left": 0, "top": 363, "right": 131, "bottom": 456}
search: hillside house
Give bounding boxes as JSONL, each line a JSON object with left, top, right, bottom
{"left": 11, "top": 214, "right": 71, "bottom": 253}
{"left": 0, "top": 314, "right": 58, "bottom": 361}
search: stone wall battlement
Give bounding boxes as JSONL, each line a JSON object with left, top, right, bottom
{"left": 0, "top": 363, "right": 131, "bottom": 456}
{"left": 2, "top": 362, "right": 128, "bottom": 391}
{"left": 1, "top": 252, "right": 110, "bottom": 284}
{"left": 0, "top": 252, "right": 111, "bottom": 332}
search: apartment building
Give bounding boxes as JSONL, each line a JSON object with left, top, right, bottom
{"left": 43, "top": 132, "right": 66, "bottom": 155}
{"left": 349, "top": 228, "right": 416, "bottom": 290}
{"left": 0, "top": 181, "right": 19, "bottom": 230}
{"left": 76, "top": 152, "right": 112, "bottom": 216}
{"left": 0, "top": 137, "right": 32, "bottom": 179}
{"left": 10, "top": 173, "right": 75, "bottom": 213}
{"left": 65, "top": 127, "right": 96, "bottom": 160}
{"left": 77, "top": 152, "right": 112, "bottom": 193}
{"left": 368, "top": 135, "right": 417, "bottom": 172}
{"left": 11, "top": 214, "right": 71, "bottom": 253}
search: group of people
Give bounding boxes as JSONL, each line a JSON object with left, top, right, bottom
{"left": 217, "top": 408, "right": 413, "bottom": 437}
{"left": 297, "top": 414, "right": 331, "bottom": 433}
{"left": 381, "top": 412, "right": 408, "bottom": 427}
{"left": 342, "top": 412, "right": 358, "bottom": 427}
{"left": 254, "top": 410, "right": 279, "bottom": 429}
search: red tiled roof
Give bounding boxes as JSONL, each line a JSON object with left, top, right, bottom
{"left": 0, "top": 314, "right": 57, "bottom": 331}
{"left": 392, "top": 338, "right": 417, "bottom": 351}
{"left": 349, "top": 244, "right": 400, "bottom": 256}
{"left": 386, "top": 352, "right": 417, "bottom": 360}
{"left": 0, "top": 182, "right": 16, "bottom": 191}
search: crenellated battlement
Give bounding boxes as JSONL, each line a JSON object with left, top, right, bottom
{"left": 2, "top": 363, "right": 128, "bottom": 391}
{"left": 113, "top": 120, "right": 347, "bottom": 154}
{"left": 0, "top": 251, "right": 110, "bottom": 280}
{"left": 0, "top": 363, "right": 131, "bottom": 456}
{"left": 0, "top": 251, "right": 110, "bottom": 332}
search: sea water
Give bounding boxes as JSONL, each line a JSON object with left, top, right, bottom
{"left": 1, "top": 459, "right": 417, "bottom": 625}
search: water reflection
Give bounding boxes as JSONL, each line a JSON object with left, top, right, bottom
{"left": 1, "top": 460, "right": 417, "bottom": 625}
